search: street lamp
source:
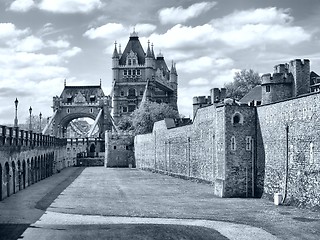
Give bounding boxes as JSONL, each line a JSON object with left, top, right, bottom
{"left": 39, "top": 112, "right": 42, "bottom": 133}
{"left": 14, "top": 98, "right": 18, "bottom": 128}
{"left": 29, "top": 106, "right": 32, "bottom": 131}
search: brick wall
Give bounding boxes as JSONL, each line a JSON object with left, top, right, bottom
{"left": 258, "top": 92, "right": 320, "bottom": 210}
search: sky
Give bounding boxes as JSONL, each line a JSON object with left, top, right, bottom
{"left": 1, "top": 0, "right": 320, "bottom": 125}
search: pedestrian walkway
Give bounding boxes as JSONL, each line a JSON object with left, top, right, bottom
{"left": 1, "top": 167, "right": 320, "bottom": 239}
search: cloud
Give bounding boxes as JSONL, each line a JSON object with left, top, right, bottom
{"left": 188, "top": 78, "right": 209, "bottom": 86}
{"left": 47, "top": 39, "right": 70, "bottom": 48}
{"left": 84, "top": 23, "right": 126, "bottom": 39}
{"left": 211, "top": 7, "right": 311, "bottom": 48}
{"left": 159, "top": 2, "right": 217, "bottom": 24}
{"left": 178, "top": 56, "right": 233, "bottom": 74}
{"left": 38, "top": 0, "right": 103, "bottom": 13}
{"left": 0, "top": 23, "right": 29, "bottom": 39}
{"left": 134, "top": 24, "right": 157, "bottom": 35}
{"left": 9, "top": 0, "right": 35, "bottom": 12}
{"left": 13, "top": 36, "right": 45, "bottom": 52}
{"left": 60, "top": 46, "right": 82, "bottom": 58}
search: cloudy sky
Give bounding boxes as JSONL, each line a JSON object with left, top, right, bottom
{"left": 1, "top": 0, "right": 320, "bottom": 125}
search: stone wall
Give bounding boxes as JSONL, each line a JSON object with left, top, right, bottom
{"left": 135, "top": 105, "right": 215, "bottom": 183}
{"left": 135, "top": 103, "right": 262, "bottom": 198}
{"left": 105, "top": 131, "right": 135, "bottom": 167}
{"left": 257, "top": 92, "right": 320, "bottom": 210}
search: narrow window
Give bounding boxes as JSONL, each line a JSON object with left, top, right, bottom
{"left": 128, "top": 59, "right": 131, "bottom": 65}
{"left": 133, "top": 59, "right": 136, "bottom": 65}
{"left": 139, "top": 90, "right": 144, "bottom": 96}
{"left": 122, "top": 106, "right": 128, "bottom": 113}
{"left": 266, "top": 85, "right": 271, "bottom": 92}
{"left": 126, "top": 146, "right": 129, "bottom": 150}
{"left": 137, "top": 69, "right": 141, "bottom": 75}
{"left": 128, "top": 70, "right": 131, "bottom": 75}
{"left": 245, "top": 136, "right": 252, "bottom": 151}
{"left": 113, "top": 146, "right": 117, "bottom": 150}
{"left": 120, "top": 91, "right": 124, "bottom": 97}
{"left": 90, "top": 108, "right": 93, "bottom": 113}
{"left": 231, "top": 136, "right": 236, "bottom": 151}
{"left": 133, "top": 70, "right": 136, "bottom": 75}
{"left": 124, "top": 70, "right": 127, "bottom": 76}
{"left": 67, "top": 108, "right": 70, "bottom": 113}
{"left": 310, "top": 142, "right": 314, "bottom": 164}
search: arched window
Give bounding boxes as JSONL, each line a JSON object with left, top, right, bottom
{"left": 232, "top": 112, "right": 244, "bottom": 125}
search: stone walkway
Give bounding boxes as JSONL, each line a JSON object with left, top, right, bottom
{"left": 1, "top": 167, "right": 320, "bottom": 239}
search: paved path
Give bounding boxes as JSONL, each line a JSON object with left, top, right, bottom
{"left": 1, "top": 167, "right": 320, "bottom": 239}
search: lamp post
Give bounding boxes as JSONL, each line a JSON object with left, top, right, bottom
{"left": 29, "top": 106, "right": 32, "bottom": 131}
{"left": 39, "top": 112, "right": 42, "bottom": 133}
{"left": 14, "top": 98, "right": 18, "bottom": 128}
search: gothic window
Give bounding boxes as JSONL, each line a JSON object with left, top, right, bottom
{"left": 246, "top": 136, "right": 252, "bottom": 151}
{"left": 124, "top": 70, "right": 127, "bottom": 76}
{"left": 232, "top": 112, "right": 244, "bottom": 125}
{"left": 137, "top": 69, "right": 141, "bottom": 75}
{"left": 231, "top": 136, "right": 236, "bottom": 151}
{"left": 128, "top": 88, "right": 136, "bottom": 97}
{"left": 120, "top": 91, "right": 124, "bottom": 97}
{"left": 128, "top": 70, "right": 132, "bottom": 75}
{"left": 266, "top": 85, "right": 271, "bottom": 92}
{"left": 67, "top": 108, "right": 70, "bottom": 113}
{"left": 128, "top": 59, "right": 132, "bottom": 66}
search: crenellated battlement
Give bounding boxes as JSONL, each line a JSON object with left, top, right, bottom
{"left": 261, "top": 72, "right": 293, "bottom": 85}
{"left": 0, "top": 125, "right": 66, "bottom": 149}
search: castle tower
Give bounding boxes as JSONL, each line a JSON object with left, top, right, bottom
{"left": 289, "top": 59, "right": 310, "bottom": 97}
{"left": 261, "top": 59, "right": 311, "bottom": 105}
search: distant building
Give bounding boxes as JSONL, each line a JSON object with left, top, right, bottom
{"left": 111, "top": 31, "right": 178, "bottom": 121}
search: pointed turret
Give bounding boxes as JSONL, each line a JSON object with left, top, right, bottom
{"left": 151, "top": 43, "right": 155, "bottom": 59}
{"left": 118, "top": 44, "right": 122, "bottom": 57}
{"left": 112, "top": 41, "right": 119, "bottom": 59}
{"left": 170, "top": 61, "right": 177, "bottom": 75}
{"left": 146, "top": 40, "right": 152, "bottom": 58}
{"left": 112, "top": 41, "right": 119, "bottom": 69}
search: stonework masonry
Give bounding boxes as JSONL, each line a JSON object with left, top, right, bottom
{"left": 258, "top": 92, "right": 320, "bottom": 210}
{"left": 134, "top": 58, "right": 320, "bottom": 209}
{"left": 135, "top": 101, "right": 263, "bottom": 198}
{"left": 105, "top": 131, "right": 135, "bottom": 168}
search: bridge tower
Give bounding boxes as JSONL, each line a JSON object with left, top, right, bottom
{"left": 44, "top": 84, "right": 113, "bottom": 139}
{"left": 111, "top": 30, "right": 178, "bottom": 122}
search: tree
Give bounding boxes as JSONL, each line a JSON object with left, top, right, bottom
{"left": 20, "top": 114, "right": 48, "bottom": 132}
{"left": 131, "top": 101, "right": 179, "bottom": 135}
{"left": 224, "top": 69, "right": 261, "bottom": 100}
